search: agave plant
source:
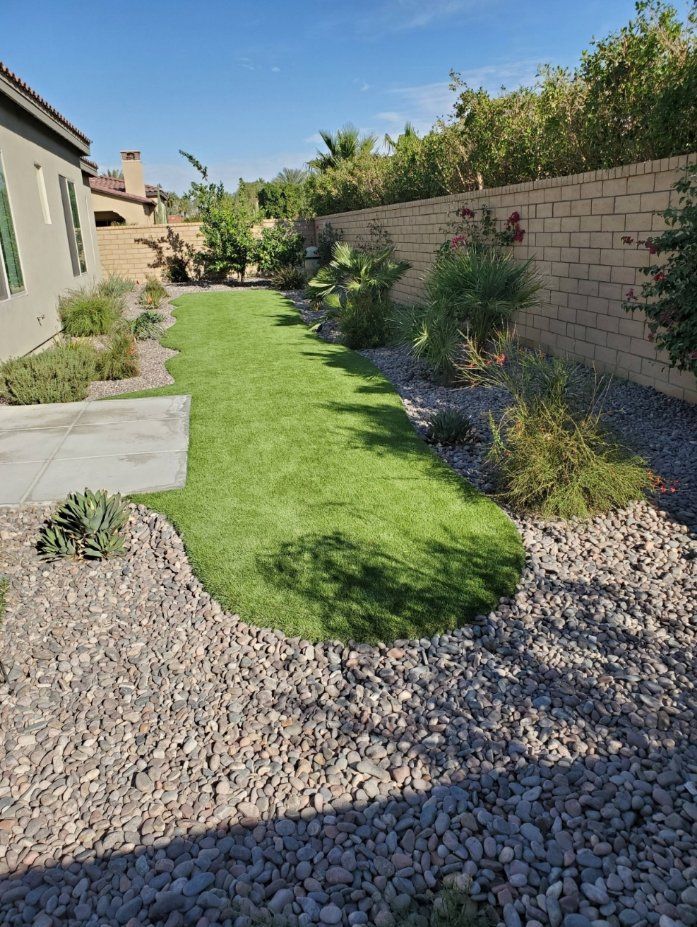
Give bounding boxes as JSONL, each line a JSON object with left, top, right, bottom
{"left": 38, "top": 489, "right": 129, "bottom": 561}
{"left": 306, "top": 242, "right": 410, "bottom": 348}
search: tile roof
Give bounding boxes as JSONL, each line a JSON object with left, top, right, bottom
{"left": 89, "top": 175, "right": 168, "bottom": 201}
{"left": 0, "top": 60, "right": 90, "bottom": 146}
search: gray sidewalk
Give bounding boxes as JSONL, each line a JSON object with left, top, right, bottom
{"left": 0, "top": 395, "right": 190, "bottom": 505}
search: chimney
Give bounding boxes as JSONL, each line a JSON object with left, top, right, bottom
{"left": 120, "top": 150, "right": 146, "bottom": 198}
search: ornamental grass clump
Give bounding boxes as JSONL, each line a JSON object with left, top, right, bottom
{"left": 38, "top": 489, "right": 129, "bottom": 561}
{"left": 139, "top": 275, "right": 168, "bottom": 310}
{"left": 307, "top": 241, "right": 410, "bottom": 348}
{"left": 96, "top": 323, "right": 140, "bottom": 380}
{"left": 59, "top": 287, "right": 123, "bottom": 336}
{"left": 462, "top": 336, "right": 650, "bottom": 519}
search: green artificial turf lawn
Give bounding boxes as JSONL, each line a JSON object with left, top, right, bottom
{"left": 126, "top": 290, "right": 523, "bottom": 642}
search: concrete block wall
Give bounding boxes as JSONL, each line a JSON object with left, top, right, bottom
{"left": 316, "top": 154, "right": 696, "bottom": 404}
{"left": 96, "top": 219, "right": 316, "bottom": 283}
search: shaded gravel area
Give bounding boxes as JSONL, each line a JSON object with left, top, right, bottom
{"left": 0, "top": 291, "right": 696, "bottom": 927}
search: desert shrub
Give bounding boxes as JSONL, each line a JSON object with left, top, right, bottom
{"left": 271, "top": 265, "right": 306, "bottom": 289}
{"left": 37, "top": 489, "right": 128, "bottom": 561}
{"left": 135, "top": 226, "right": 201, "bottom": 283}
{"left": 316, "top": 223, "right": 344, "bottom": 266}
{"left": 462, "top": 338, "right": 650, "bottom": 518}
{"left": 97, "top": 273, "right": 135, "bottom": 300}
{"left": 59, "top": 288, "right": 122, "bottom": 336}
{"left": 254, "top": 223, "right": 305, "bottom": 275}
{"left": 623, "top": 163, "right": 697, "bottom": 376}
{"left": 307, "top": 242, "right": 410, "bottom": 348}
{"left": 427, "top": 409, "right": 474, "bottom": 444}
{"left": 394, "top": 302, "right": 464, "bottom": 383}
{"left": 0, "top": 342, "right": 96, "bottom": 405}
{"left": 96, "top": 324, "right": 139, "bottom": 380}
{"left": 132, "top": 310, "right": 164, "bottom": 340}
{"left": 139, "top": 276, "right": 168, "bottom": 310}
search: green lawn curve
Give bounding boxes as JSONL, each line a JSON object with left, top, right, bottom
{"left": 126, "top": 289, "right": 522, "bottom": 642}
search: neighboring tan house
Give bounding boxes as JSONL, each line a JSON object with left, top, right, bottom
{"left": 89, "top": 152, "right": 168, "bottom": 226}
{"left": 0, "top": 62, "right": 101, "bottom": 361}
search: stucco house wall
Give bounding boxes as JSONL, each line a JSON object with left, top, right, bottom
{"left": 90, "top": 187, "right": 156, "bottom": 226}
{"left": 0, "top": 88, "right": 100, "bottom": 360}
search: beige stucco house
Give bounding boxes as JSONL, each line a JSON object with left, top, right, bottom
{"left": 0, "top": 61, "right": 101, "bottom": 361}
{"left": 90, "top": 151, "right": 168, "bottom": 226}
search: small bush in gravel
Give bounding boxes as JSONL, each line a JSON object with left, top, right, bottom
{"left": 96, "top": 324, "right": 140, "bottom": 380}
{"left": 427, "top": 409, "right": 474, "bottom": 445}
{"left": 97, "top": 273, "right": 135, "bottom": 300}
{"left": 0, "top": 342, "right": 97, "bottom": 405}
{"left": 132, "top": 309, "right": 165, "bottom": 341}
{"left": 38, "top": 489, "right": 128, "bottom": 560}
{"left": 59, "top": 288, "right": 123, "bottom": 336}
{"left": 139, "top": 276, "right": 168, "bottom": 310}
{"left": 463, "top": 337, "right": 650, "bottom": 518}
{"left": 271, "top": 265, "right": 306, "bottom": 289}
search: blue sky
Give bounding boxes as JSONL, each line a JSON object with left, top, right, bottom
{"left": 1, "top": 1, "right": 691, "bottom": 192}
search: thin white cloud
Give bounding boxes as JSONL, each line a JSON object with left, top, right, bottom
{"left": 351, "top": 0, "right": 495, "bottom": 35}
{"left": 304, "top": 132, "right": 324, "bottom": 145}
{"left": 237, "top": 57, "right": 255, "bottom": 71}
{"left": 375, "top": 59, "right": 539, "bottom": 135}
{"left": 271, "top": 66, "right": 281, "bottom": 73}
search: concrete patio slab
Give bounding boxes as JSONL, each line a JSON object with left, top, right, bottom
{"left": 0, "top": 395, "right": 190, "bottom": 504}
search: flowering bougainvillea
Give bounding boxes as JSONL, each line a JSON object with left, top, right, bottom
{"left": 622, "top": 164, "right": 697, "bottom": 376}
{"left": 441, "top": 204, "right": 526, "bottom": 255}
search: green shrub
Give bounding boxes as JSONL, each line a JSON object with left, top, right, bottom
{"left": 254, "top": 223, "right": 305, "bottom": 275}
{"left": 97, "top": 273, "right": 135, "bottom": 300}
{"left": 0, "top": 342, "right": 97, "bottom": 405}
{"left": 427, "top": 409, "right": 474, "bottom": 445}
{"left": 623, "top": 163, "right": 697, "bottom": 376}
{"left": 59, "top": 288, "right": 122, "bottom": 336}
{"left": 96, "top": 324, "right": 139, "bottom": 380}
{"left": 139, "top": 275, "right": 168, "bottom": 310}
{"left": 426, "top": 247, "right": 543, "bottom": 346}
{"left": 271, "top": 265, "right": 306, "bottom": 289}
{"left": 462, "top": 337, "right": 650, "bottom": 519}
{"left": 395, "top": 302, "right": 463, "bottom": 384}
{"left": 316, "top": 222, "right": 343, "bottom": 266}
{"left": 37, "top": 489, "right": 128, "bottom": 561}
{"left": 307, "top": 241, "right": 410, "bottom": 348}
{"left": 132, "top": 310, "right": 164, "bottom": 340}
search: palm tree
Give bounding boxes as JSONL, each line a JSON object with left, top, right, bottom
{"left": 274, "top": 167, "right": 308, "bottom": 185}
{"left": 384, "top": 121, "right": 419, "bottom": 152}
{"left": 309, "top": 124, "right": 377, "bottom": 172}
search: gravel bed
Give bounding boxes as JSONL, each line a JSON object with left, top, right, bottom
{"left": 0, "top": 291, "right": 695, "bottom": 927}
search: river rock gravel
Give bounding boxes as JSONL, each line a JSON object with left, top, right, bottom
{"left": 0, "top": 291, "right": 696, "bottom": 927}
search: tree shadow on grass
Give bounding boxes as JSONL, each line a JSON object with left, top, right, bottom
{"left": 257, "top": 528, "right": 522, "bottom": 643}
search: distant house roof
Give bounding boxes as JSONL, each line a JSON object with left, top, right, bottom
{"left": 89, "top": 174, "right": 169, "bottom": 205}
{"left": 0, "top": 60, "right": 91, "bottom": 151}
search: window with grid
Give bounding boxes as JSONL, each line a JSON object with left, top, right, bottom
{"left": 0, "top": 153, "right": 25, "bottom": 300}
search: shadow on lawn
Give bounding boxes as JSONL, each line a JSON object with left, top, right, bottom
{"left": 257, "top": 527, "right": 521, "bottom": 643}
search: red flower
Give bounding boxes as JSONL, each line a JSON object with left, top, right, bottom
{"left": 621, "top": 235, "right": 634, "bottom": 245}
{"left": 645, "top": 239, "right": 658, "bottom": 255}
{"left": 461, "top": 207, "right": 474, "bottom": 218}
{"left": 513, "top": 227, "right": 525, "bottom": 243}
{"left": 508, "top": 211, "right": 521, "bottom": 224}
{"left": 653, "top": 271, "right": 666, "bottom": 282}
{"left": 625, "top": 288, "right": 637, "bottom": 300}
{"left": 451, "top": 235, "right": 466, "bottom": 248}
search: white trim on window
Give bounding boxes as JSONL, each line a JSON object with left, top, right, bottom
{"left": 35, "top": 163, "right": 51, "bottom": 224}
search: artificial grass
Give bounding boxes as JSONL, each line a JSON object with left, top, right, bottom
{"left": 126, "top": 290, "right": 523, "bottom": 642}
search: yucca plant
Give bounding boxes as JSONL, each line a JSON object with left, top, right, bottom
{"left": 427, "top": 409, "right": 474, "bottom": 445}
{"left": 38, "top": 489, "right": 129, "bottom": 560}
{"left": 307, "top": 242, "right": 410, "bottom": 347}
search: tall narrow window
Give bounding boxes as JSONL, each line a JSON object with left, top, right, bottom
{"left": 0, "top": 152, "right": 25, "bottom": 300}
{"left": 59, "top": 175, "right": 87, "bottom": 274}
{"left": 35, "top": 163, "right": 51, "bottom": 223}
